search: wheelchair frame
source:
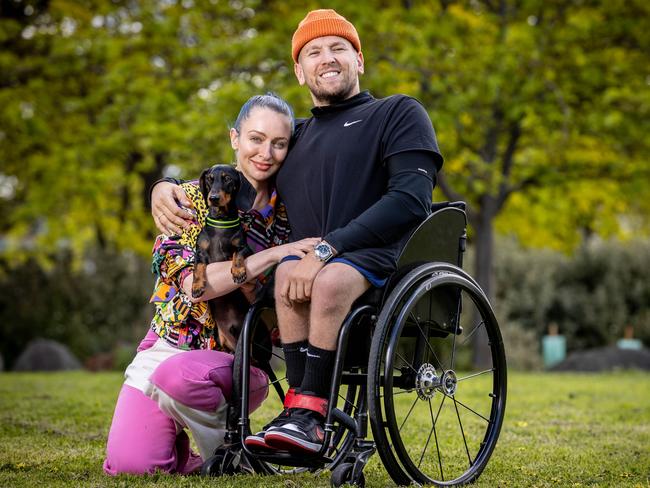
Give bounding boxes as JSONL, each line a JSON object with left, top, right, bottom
{"left": 203, "top": 202, "right": 508, "bottom": 487}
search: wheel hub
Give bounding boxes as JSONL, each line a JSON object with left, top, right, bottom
{"left": 415, "top": 363, "right": 439, "bottom": 400}
{"left": 441, "top": 369, "right": 458, "bottom": 395}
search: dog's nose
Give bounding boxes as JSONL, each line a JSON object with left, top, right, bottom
{"left": 209, "top": 194, "right": 219, "bottom": 204}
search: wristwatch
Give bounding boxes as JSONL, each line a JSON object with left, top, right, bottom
{"left": 313, "top": 240, "right": 335, "bottom": 262}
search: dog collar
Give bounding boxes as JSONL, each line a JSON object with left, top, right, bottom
{"left": 206, "top": 216, "right": 240, "bottom": 229}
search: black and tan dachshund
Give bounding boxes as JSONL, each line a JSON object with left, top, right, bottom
{"left": 192, "top": 164, "right": 251, "bottom": 352}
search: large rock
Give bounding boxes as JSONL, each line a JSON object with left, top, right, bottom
{"left": 13, "top": 339, "right": 82, "bottom": 371}
{"left": 551, "top": 346, "right": 650, "bottom": 372}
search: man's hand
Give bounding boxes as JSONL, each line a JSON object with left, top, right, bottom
{"left": 280, "top": 253, "right": 326, "bottom": 306}
{"left": 151, "top": 182, "right": 194, "bottom": 235}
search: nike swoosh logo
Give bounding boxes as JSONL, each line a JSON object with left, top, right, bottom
{"left": 306, "top": 352, "right": 320, "bottom": 358}
{"left": 299, "top": 347, "right": 308, "bottom": 353}
{"left": 343, "top": 119, "right": 363, "bottom": 127}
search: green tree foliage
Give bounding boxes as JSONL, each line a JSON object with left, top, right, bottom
{"left": 0, "top": 0, "right": 310, "bottom": 264}
{"left": 1, "top": 1, "right": 648, "bottom": 269}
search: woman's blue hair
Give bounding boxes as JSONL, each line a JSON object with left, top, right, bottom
{"left": 232, "top": 92, "right": 295, "bottom": 135}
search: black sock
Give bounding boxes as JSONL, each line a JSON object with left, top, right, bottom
{"left": 300, "top": 344, "right": 336, "bottom": 399}
{"left": 282, "top": 339, "right": 308, "bottom": 389}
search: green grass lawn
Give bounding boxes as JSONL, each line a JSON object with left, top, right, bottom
{"left": 0, "top": 371, "right": 648, "bottom": 487}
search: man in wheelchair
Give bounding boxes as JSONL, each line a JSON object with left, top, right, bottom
{"left": 243, "top": 8, "right": 444, "bottom": 455}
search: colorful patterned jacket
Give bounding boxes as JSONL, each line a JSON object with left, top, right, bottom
{"left": 149, "top": 174, "right": 289, "bottom": 352}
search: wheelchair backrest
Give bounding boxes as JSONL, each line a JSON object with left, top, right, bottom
{"left": 397, "top": 201, "right": 467, "bottom": 269}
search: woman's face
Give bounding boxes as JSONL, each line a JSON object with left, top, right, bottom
{"left": 230, "top": 107, "right": 292, "bottom": 186}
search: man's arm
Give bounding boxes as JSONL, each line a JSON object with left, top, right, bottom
{"left": 323, "top": 150, "right": 439, "bottom": 254}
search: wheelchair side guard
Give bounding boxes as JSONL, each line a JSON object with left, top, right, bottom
{"left": 398, "top": 205, "right": 467, "bottom": 269}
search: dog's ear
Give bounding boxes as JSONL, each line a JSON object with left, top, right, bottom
{"left": 199, "top": 167, "right": 211, "bottom": 202}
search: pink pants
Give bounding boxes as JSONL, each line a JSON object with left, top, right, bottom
{"left": 104, "top": 333, "right": 268, "bottom": 475}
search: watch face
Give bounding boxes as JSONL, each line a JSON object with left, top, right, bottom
{"left": 315, "top": 243, "right": 332, "bottom": 261}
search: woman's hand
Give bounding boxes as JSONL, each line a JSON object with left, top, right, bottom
{"left": 151, "top": 182, "right": 194, "bottom": 235}
{"left": 273, "top": 237, "right": 320, "bottom": 261}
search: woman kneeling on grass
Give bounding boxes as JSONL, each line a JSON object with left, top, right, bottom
{"left": 104, "top": 93, "right": 318, "bottom": 475}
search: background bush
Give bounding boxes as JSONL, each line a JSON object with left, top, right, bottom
{"left": 0, "top": 247, "right": 151, "bottom": 369}
{"left": 2, "top": 237, "right": 647, "bottom": 370}
{"left": 494, "top": 237, "right": 650, "bottom": 354}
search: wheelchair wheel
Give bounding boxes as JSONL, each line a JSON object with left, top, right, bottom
{"left": 232, "top": 306, "right": 358, "bottom": 474}
{"left": 368, "top": 263, "right": 507, "bottom": 486}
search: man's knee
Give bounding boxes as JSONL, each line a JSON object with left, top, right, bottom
{"left": 311, "top": 264, "right": 368, "bottom": 310}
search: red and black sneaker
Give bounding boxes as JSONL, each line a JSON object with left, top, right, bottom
{"left": 263, "top": 393, "right": 329, "bottom": 454}
{"left": 263, "top": 408, "right": 326, "bottom": 453}
{"left": 244, "top": 388, "right": 296, "bottom": 451}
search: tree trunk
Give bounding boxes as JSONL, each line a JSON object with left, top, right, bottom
{"left": 471, "top": 201, "right": 496, "bottom": 369}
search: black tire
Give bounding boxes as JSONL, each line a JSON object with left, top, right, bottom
{"left": 368, "top": 263, "right": 507, "bottom": 486}
{"left": 331, "top": 462, "right": 366, "bottom": 487}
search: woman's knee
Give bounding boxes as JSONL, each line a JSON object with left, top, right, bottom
{"left": 104, "top": 385, "right": 179, "bottom": 475}
{"left": 149, "top": 350, "right": 234, "bottom": 412}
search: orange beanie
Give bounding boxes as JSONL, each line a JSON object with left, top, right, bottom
{"left": 291, "top": 9, "right": 361, "bottom": 63}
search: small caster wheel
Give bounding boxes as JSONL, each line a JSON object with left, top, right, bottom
{"left": 201, "top": 450, "right": 238, "bottom": 476}
{"left": 331, "top": 462, "right": 365, "bottom": 487}
{"left": 201, "top": 453, "right": 226, "bottom": 477}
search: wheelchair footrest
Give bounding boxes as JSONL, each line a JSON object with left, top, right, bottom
{"left": 247, "top": 450, "right": 332, "bottom": 469}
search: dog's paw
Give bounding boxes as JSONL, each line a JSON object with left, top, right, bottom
{"left": 231, "top": 268, "right": 247, "bottom": 284}
{"left": 192, "top": 283, "right": 205, "bottom": 298}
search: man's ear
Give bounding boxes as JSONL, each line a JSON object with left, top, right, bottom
{"left": 357, "top": 51, "right": 365, "bottom": 75}
{"left": 230, "top": 128, "right": 239, "bottom": 150}
{"left": 294, "top": 62, "right": 306, "bottom": 86}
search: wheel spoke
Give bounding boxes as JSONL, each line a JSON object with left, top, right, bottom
{"left": 251, "top": 341, "right": 285, "bottom": 363}
{"left": 379, "top": 388, "right": 414, "bottom": 399}
{"left": 409, "top": 311, "right": 444, "bottom": 371}
{"left": 398, "top": 393, "right": 420, "bottom": 432}
{"left": 459, "top": 319, "right": 486, "bottom": 348}
{"left": 396, "top": 351, "right": 418, "bottom": 374}
{"left": 418, "top": 400, "right": 436, "bottom": 468}
{"left": 457, "top": 368, "right": 495, "bottom": 382}
{"left": 453, "top": 395, "right": 473, "bottom": 467}
{"left": 441, "top": 392, "right": 491, "bottom": 423}
{"left": 430, "top": 398, "right": 444, "bottom": 480}
{"left": 251, "top": 375, "right": 287, "bottom": 395}
{"left": 337, "top": 392, "right": 357, "bottom": 410}
{"left": 434, "top": 393, "right": 446, "bottom": 423}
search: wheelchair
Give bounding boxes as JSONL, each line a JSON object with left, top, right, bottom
{"left": 202, "top": 201, "right": 507, "bottom": 487}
